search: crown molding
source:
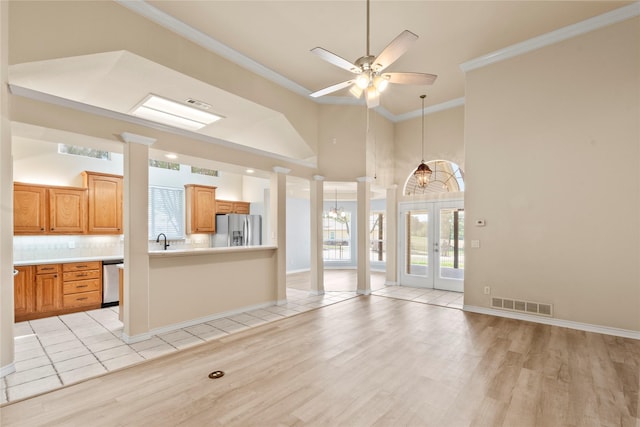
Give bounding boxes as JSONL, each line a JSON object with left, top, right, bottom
{"left": 394, "top": 97, "right": 465, "bottom": 122}
{"left": 460, "top": 2, "right": 640, "bottom": 73}
{"left": 115, "top": 0, "right": 310, "bottom": 98}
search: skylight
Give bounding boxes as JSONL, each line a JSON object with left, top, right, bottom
{"left": 131, "top": 94, "right": 223, "bottom": 131}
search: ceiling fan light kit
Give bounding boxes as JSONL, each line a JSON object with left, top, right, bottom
{"left": 309, "top": 0, "right": 437, "bottom": 108}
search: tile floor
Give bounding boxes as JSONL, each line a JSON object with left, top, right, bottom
{"left": 372, "top": 285, "right": 464, "bottom": 309}
{"left": 1, "top": 285, "right": 462, "bottom": 405}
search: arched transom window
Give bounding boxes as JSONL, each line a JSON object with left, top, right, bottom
{"left": 403, "top": 160, "right": 465, "bottom": 196}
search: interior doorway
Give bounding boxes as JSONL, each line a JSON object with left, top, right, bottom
{"left": 398, "top": 200, "right": 464, "bottom": 292}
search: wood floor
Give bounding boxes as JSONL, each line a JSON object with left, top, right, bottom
{"left": 2, "top": 296, "right": 639, "bottom": 426}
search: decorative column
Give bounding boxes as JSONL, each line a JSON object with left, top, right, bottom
{"left": 385, "top": 185, "right": 398, "bottom": 286}
{"left": 271, "top": 166, "right": 290, "bottom": 305}
{"left": 0, "top": 0, "right": 15, "bottom": 377}
{"left": 356, "top": 176, "right": 373, "bottom": 295}
{"left": 310, "top": 175, "right": 325, "bottom": 295}
{"left": 121, "top": 132, "right": 155, "bottom": 342}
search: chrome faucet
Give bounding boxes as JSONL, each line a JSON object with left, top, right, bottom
{"left": 156, "top": 233, "right": 170, "bottom": 250}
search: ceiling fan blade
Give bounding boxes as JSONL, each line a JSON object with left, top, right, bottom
{"left": 373, "top": 30, "right": 418, "bottom": 72}
{"left": 365, "top": 87, "right": 380, "bottom": 108}
{"left": 311, "top": 47, "right": 359, "bottom": 73}
{"left": 309, "top": 80, "right": 354, "bottom": 98}
{"left": 383, "top": 72, "right": 438, "bottom": 85}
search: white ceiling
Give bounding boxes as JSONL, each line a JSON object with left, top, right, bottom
{"left": 138, "top": 0, "right": 630, "bottom": 116}
{"left": 8, "top": 0, "right": 634, "bottom": 169}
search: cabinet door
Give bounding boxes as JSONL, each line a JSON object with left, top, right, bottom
{"left": 35, "top": 272, "right": 62, "bottom": 313}
{"left": 215, "top": 200, "right": 233, "bottom": 215}
{"left": 49, "top": 188, "right": 87, "bottom": 234}
{"left": 186, "top": 185, "right": 216, "bottom": 233}
{"left": 14, "top": 184, "right": 47, "bottom": 234}
{"left": 14, "top": 266, "right": 35, "bottom": 318}
{"left": 84, "top": 172, "right": 123, "bottom": 234}
{"left": 233, "top": 202, "right": 250, "bottom": 214}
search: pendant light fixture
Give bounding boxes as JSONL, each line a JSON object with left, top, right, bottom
{"left": 328, "top": 187, "right": 345, "bottom": 218}
{"left": 414, "top": 94, "right": 432, "bottom": 188}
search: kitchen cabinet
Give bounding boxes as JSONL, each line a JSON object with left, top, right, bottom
{"left": 14, "top": 183, "right": 48, "bottom": 234}
{"left": 82, "top": 171, "right": 123, "bottom": 234}
{"left": 216, "top": 200, "right": 250, "bottom": 214}
{"left": 34, "top": 264, "right": 63, "bottom": 315}
{"left": 62, "top": 261, "right": 102, "bottom": 310}
{"left": 15, "top": 261, "right": 103, "bottom": 322}
{"left": 48, "top": 187, "right": 87, "bottom": 234}
{"left": 185, "top": 184, "right": 217, "bottom": 234}
{"left": 14, "top": 266, "right": 35, "bottom": 318}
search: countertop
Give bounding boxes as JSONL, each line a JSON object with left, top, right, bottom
{"left": 14, "top": 255, "right": 124, "bottom": 266}
{"left": 148, "top": 245, "right": 277, "bottom": 258}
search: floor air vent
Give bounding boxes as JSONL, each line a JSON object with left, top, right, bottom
{"left": 491, "top": 297, "right": 553, "bottom": 317}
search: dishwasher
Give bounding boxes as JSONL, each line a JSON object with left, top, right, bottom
{"left": 102, "top": 259, "right": 123, "bottom": 307}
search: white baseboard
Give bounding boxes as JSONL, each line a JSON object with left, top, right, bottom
{"left": 309, "top": 290, "right": 325, "bottom": 296}
{"left": 0, "top": 362, "right": 15, "bottom": 378}
{"left": 121, "top": 300, "right": 279, "bottom": 344}
{"left": 286, "top": 268, "right": 310, "bottom": 275}
{"left": 463, "top": 305, "right": 640, "bottom": 340}
{"left": 384, "top": 281, "right": 399, "bottom": 286}
{"left": 357, "top": 289, "right": 371, "bottom": 296}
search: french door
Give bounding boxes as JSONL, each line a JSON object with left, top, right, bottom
{"left": 398, "top": 200, "right": 464, "bottom": 292}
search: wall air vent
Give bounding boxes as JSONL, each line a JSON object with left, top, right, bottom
{"left": 491, "top": 297, "right": 553, "bottom": 317}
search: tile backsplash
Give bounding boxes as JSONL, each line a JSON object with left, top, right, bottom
{"left": 14, "top": 235, "right": 124, "bottom": 262}
{"left": 14, "top": 234, "right": 212, "bottom": 262}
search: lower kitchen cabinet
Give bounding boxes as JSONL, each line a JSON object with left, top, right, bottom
{"left": 14, "top": 266, "right": 35, "bottom": 318}
{"left": 14, "top": 261, "right": 103, "bottom": 322}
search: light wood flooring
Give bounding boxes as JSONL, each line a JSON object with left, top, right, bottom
{"left": 2, "top": 295, "right": 638, "bottom": 426}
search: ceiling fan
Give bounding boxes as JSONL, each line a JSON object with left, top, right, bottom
{"left": 309, "top": 0, "right": 437, "bottom": 108}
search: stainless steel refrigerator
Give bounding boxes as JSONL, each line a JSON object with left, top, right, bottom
{"left": 212, "top": 214, "right": 262, "bottom": 247}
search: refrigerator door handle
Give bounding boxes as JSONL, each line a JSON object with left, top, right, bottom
{"left": 244, "top": 217, "right": 249, "bottom": 246}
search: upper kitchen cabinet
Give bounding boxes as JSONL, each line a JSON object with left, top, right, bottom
{"left": 185, "top": 184, "right": 217, "bottom": 234}
{"left": 82, "top": 171, "right": 123, "bottom": 234}
{"left": 216, "top": 200, "right": 250, "bottom": 215}
{"left": 14, "top": 183, "right": 48, "bottom": 234}
{"left": 48, "top": 187, "right": 87, "bottom": 234}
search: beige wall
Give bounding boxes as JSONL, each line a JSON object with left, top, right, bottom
{"left": 464, "top": 17, "right": 640, "bottom": 331}
{"left": 394, "top": 106, "right": 465, "bottom": 193}
{"left": 8, "top": 1, "right": 318, "bottom": 158}
{"left": 148, "top": 250, "right": 277, "bottom": 330}
{"left": 366, "top": 110, "right": 395, "bottom": 188}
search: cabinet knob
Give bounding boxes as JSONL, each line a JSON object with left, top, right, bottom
{"left": 40, "top": 228, "right": 44, "bottom": 231}
{"left": 51, "top": 228, "right": 54, "bottom": 231}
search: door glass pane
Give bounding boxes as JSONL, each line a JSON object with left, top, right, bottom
{"left": 369, "top": 212, "right": 385, "bottom": 262}
{"left": 323, "top": 212, "right": 351, "bottom": 261}
{"left": 439, "top": 208, "right": 464, "bottom": 280}
{"left": 406, "top": 211, "right": 429, "bottom": 276}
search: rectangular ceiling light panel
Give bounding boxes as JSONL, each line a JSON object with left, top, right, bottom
{"left": 131, "top": 95, "right": 222, "bottom": 131}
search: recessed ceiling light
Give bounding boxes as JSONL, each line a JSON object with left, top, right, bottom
{"left": 131, "top": 94, "right": 223, "bottom": 131}
{"left": 165, "top": 153, "right": 178, "bottom": 159}
{"left": 245, "top": 169, "right": 255, "bottom": 174}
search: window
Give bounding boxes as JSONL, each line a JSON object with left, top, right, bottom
{"left": 148, "top": 186, "right": 185, "bottom": 239}
{"left": 191, "top": 166, "right": 219, "bottom": 177}
{"left": 323, "top": 212, "right": 351, "bottom": 261}
{"left": 370, "top": 211, "right": 385, "bottom": 262}
{"left": 58, "top": 144, "right": 110, "bottom": 160}
{"left": 149, "top": 159, "right": 180, "bottom": 171}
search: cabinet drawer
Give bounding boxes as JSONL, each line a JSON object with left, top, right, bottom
{"left": 36, "top": 264, "right": 60, "bottom": 274}
{"left": 62, "top": 261, "right": 101, "bottom": 272}
{"left": 63, "top": 278, "right": 101, "bottom": 295}
{"left": 62, "top": 270, "right": 101, "bottom": 282}
{"left": 63, "top": 291, "right": 101, "bottom": 308}
{"left": 216, "top": 200, "right": 233, "bottom": 214}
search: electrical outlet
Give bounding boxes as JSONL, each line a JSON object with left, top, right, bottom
{"left": 483, "top": 286, "right": 491, "bottom": 295}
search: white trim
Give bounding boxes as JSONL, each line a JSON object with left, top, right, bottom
{"left": 9, "top": 84, "right": 317, "bottom": 169}
{"left": 384, "top": 281, "right": 399, "bottom": 286}
{"left": 463, "top": 305, "right": 640, "bottom": 340}
{"left": 286, "top": 268, "right": 311, "bottom": 275}
{"left": 0, "top": 363, "right": 16, "bottom": 378}
{"left": 395, "top": 97, "right": 465, "bottom": 122}
{"left": 120, "top": 132, "right": 156, "bottom": 146}
{"left": 356, "top": 176, "right": 374, "bottom": 183}
{"left": 276, "top": 299, "right": 288, "bottom": 306}
{"left": 272, "top": 166, "right": 291, "bottom": 175}
{"left": 357, "top": 289, "right": 371, "bottom": 296}
{"left": 460, "top": 2, "right": 640, "bottom": 73}
{"left": 312, "top": 175, "right": 325, "bottom": 181}
{"left": 309, "top": 290, "right": 325, "bottom": 296}
{"left": 120, "top": 332, "right": 154, "bottom": 345}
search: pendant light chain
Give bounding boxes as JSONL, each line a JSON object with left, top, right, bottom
{"left": 421, "top": 94, "right": 425, "bottom": 162}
